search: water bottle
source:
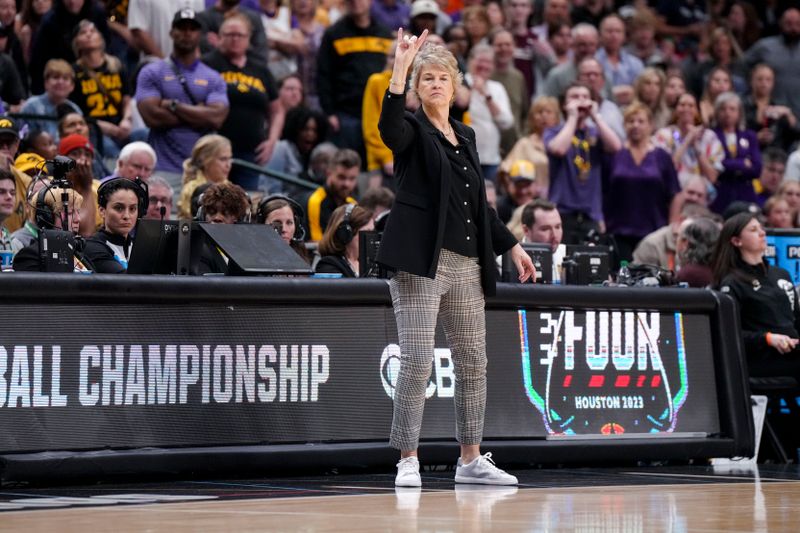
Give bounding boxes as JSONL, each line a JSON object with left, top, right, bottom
{"left": 617, "top": 260, "right": 632, "bottom": 286}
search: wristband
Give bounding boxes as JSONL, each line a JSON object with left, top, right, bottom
{"left": 766, "top": 332, "right": 773, "bottom": 346}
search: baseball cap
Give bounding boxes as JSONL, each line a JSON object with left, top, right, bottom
{"left": 14, "top": 152, "right": 46, "bottom": 174}
{"left": 411, "top": 0, "right": 440, "bottom": 18}
{"left": 172, "top": 8, "right": 202, "bottom": 29}
{"left": 58, "top": 134, "right": 95, "bottom": 157}
{"left": 509, "top": 160, "right": 536, "bottom": 182}
{"left": 0, "top": 116, "right": 20, "bottom": 139}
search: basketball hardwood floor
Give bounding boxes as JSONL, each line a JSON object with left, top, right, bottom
{"left": 1, "top": 465, "right": 798, "bottom": 531}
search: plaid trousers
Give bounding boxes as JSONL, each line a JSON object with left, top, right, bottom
{"left": 388, "top": 249, "right": 487, "bottom": 450}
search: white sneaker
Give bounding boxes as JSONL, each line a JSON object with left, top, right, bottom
{"left": 454, "top": 452, "right": 518, "bottom": 485}
{"left": 395, "top": 456, "right": 422, "bottom": 487}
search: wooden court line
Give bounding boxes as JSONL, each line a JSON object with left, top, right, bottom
{"left": 621, "top": 472, "right": 800, "bottom": 482}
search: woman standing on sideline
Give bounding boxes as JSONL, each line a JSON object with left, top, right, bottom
{"left": 377, "top": 29, "right": 535, "bottom": 488}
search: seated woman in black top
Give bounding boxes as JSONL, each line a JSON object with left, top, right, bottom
{"left": 711, "top": 212, "right": 800, "bottom": 379}
{"left": 315, "top": 204, "right": 374, "bottom": 277}
{"left": 83, "top": 178, "right": 146, "bottom": 273}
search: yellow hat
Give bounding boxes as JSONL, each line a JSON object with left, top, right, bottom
{"left": 14, "top": 152, "right": 47, "bottom": 174}
{"left": 509, "top": 159, "right": 536, "bottom": 182}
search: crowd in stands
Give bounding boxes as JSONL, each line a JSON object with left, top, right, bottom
{"left": 2, "top": 0, "right": 800, "bottom": 281}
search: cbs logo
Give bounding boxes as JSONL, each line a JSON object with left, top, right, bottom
{"left": 379, "top": 344, "right": 455, "bottom": 400}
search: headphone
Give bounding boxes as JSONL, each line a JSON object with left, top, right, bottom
{"left": 97, "top": 176, "right": 150, "bottom": 219}
{"left": 35, "top": 186, "right": 57, "bottom": 229}
{"left": 256, "top": 194, "right": 307, "bottom": 242}
{"left": 335, "top": 203, "right": 356, "bottom": 245}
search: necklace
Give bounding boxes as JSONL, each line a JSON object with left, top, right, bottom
{"left": 432, "top": 119, "right": 452, "bottom": 137}
{"left": 571, "top": 135, "right": 591, "bottom": 180}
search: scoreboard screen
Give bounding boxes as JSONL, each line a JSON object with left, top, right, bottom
{"left": 517, "top": 309, "right": 719, "bottom": 437}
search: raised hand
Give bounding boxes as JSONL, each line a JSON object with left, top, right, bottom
{"left": 393, "top": 28, "right": 429, "bottom": 80}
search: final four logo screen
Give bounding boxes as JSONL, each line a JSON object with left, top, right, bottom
{"left": 518, "top": 310, "right": 689, "bottom": 436}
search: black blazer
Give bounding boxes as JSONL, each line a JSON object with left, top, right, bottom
{"left": 376, "top": 90, "right": 517, "bottom": 296}
{"left": 315, "top": 255, "right": 357, "bottom": 278}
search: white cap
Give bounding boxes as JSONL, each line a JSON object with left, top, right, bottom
{"left": 411, "top": 0, "right": 440, "bottom": 18}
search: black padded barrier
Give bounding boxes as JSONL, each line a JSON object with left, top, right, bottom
{"left": 0, "top": 275, "right": 754, "bottom": 482}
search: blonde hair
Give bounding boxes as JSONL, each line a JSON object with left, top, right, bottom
{"left": 37, "top": 187, "right": 84, "bottom": 215}
{"left": 44, "top": 59, "right": 74, "bottom": 80}
{"left": 623, "top": 100, "right": 653, "bottom": 124}
{"left": 634, "top": 68, "right": 666, "bottom": 108}
{"left": 409, "top": 43, "right": 464, "bottom": 105}
{"left": 182, "top": 134, "right": 232, "bottom": 185}
{"left": 764, "top": 195, "right": 789, "bottom": 217}
{"left": 527, "top": 96, "right": 560, "bottom": 136}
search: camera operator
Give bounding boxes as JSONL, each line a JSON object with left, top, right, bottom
{"left": 82, "top": 178, "right": 146, "bottom": 273}
{"left": 12, "top": 185, "right": 89, "bottom": 272}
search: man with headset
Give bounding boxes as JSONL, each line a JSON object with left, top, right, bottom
{"left": 82, "top": 178, "right": 149, "bottom": 273}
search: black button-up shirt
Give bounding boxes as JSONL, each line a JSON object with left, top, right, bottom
{"left": 439, "top": 132, "right": 480, "bottom": 258}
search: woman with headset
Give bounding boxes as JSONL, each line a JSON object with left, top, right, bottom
{"left": 256, "top": 195, "right": 312, "bottom": 264}
{"left": 314, "top": 204, "right": 373, "bottom": 277}
{"left": 12, "top": 185, "right": 87, "bottom": 272}
{"left": 82, "top": 178, "right": 147, "bottom": 274}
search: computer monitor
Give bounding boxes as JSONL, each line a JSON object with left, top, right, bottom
{"left": 359, "top": 231, "right": 384, "bottom": 278}
{"left": 197, "top": 223, "right": 313, "bottom": 276}
{"left": 127, "top": 219, "right": 180, "bottom": 275}
{"left": 563, "top": 249, "right": 610, "bottom": 285}
{"left": 561, "top": 245, "right": 610, "bottom": 285}
{"left": 39, "top": 229, "right": 75, "bottom": 273}
{"left": 502, "top": 243, "right": 553, "bottom": 284}
{"left": 766, "top": 229, "right": 800, "bottom": 284}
